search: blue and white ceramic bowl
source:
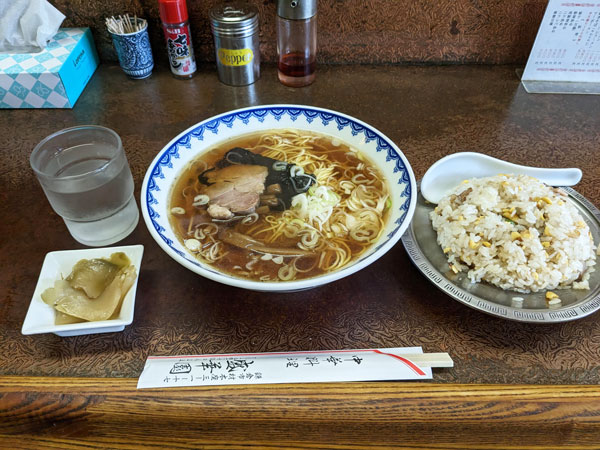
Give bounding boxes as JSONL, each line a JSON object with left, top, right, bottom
{"left": 141, "top": 105, "right": 417, "bottom": 291}
{"left": 110, "top": 19, "right": 154, "bottom": 79}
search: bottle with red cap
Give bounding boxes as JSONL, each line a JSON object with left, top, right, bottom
{"left": 158, "top": 0, "right": 197, "bottom": 79}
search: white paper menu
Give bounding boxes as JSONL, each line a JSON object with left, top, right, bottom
{"left": 137, "top": 347, "right": 439, "bottom": 389}
{"left": 521, "top": 0, "right": 600, "bottom": 93}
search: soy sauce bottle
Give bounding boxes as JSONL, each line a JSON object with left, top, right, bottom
{"left": 276, "top": 0, "right": 317, "bottom": 87}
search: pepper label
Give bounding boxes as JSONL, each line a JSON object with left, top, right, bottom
{"left": 218, "top": 48, "right": 254, "bottom": 66}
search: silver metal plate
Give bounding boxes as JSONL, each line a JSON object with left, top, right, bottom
{"left": 401, "top": 186, "right": 600, "bottom": 323}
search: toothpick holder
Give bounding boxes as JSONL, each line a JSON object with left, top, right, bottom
{"left": 109, "top": 18, "right": 154, "bottom": 79}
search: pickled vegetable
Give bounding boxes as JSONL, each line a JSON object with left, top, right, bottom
{"left": 67, "top": 258, "right": 120, "bottom": 298}
{"left": 41, "top": 252, "right": 137, "bottom": 324}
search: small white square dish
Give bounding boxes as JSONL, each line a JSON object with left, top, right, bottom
{"left": 22, "top": 245, "right": 144, "bottom": 337}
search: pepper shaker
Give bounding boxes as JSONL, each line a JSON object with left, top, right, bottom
{"left": 276, "top": 0, "right": 317, "bottom": 87}
{"left": 210, "top": 3, "right": 260, "bottom": 86}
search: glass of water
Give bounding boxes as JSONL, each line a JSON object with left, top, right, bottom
{"left": 30, "top": 125, "right": 139, "bottom": 247}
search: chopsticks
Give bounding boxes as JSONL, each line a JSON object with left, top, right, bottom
{"left": 396, "top": 353, "right": 454, "bottom": 368}
{"left": 105, "top": 14, "right": 147, "bottom": 34}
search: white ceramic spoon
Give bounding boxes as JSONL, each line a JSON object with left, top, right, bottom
{"left": 420, "top": 152, "right": 582, "bottom": 204}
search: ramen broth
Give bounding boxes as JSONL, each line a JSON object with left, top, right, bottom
{"left": 169, "top": 130, "right": 390, "bottom": 282}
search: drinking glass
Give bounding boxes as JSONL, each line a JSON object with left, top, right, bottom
{"left": 30, "top": 125, "right": 139, "bottom": 247}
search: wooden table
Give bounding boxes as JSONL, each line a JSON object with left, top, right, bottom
{"left": 2, "top": 64, "right": 600, "bottom": 449}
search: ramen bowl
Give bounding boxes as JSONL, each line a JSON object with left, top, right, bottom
{"left": 141, "top": 105, "right": 416, "bottom": 291}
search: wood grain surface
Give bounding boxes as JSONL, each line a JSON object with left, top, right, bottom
{"left": 2, "top": 377, "right": 600, "bottom": 449}
{"left": 2, "top": 64, "right": 600, "bottom": 448}
{"left": 2, "top": 64, "right": 600, "bottom": 384}
{"left": 51, "top": 0, "right": 547, "bottom": 65}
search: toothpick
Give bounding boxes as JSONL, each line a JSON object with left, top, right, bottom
{"left": 106, "top": 14, "right": 145, "bottom": 34}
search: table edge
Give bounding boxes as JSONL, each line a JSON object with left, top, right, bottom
{"left": 2, "top": 376, "right": 600, "bottom": 449}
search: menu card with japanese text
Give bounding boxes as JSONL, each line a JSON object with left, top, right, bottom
{"left": 521, "top": 0, "right": 600, "bottom": 93}
{"left": 137, "top": 347, "right": 446, "bottom": 389}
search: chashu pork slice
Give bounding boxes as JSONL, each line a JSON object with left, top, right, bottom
{"left": 201, "top": 165, "right": 268, "bottom": 219}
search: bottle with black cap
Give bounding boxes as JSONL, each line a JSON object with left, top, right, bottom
{"left": 276, "top": 0, "right": 317, "bottom": 87}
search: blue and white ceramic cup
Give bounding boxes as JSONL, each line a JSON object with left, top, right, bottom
{"left": 109, "top": 19, "right": 154, "bottom": 79}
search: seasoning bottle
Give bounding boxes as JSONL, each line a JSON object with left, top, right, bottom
{"left": 276, "top": 0, "right": 317, "bottom": 87}
{"left": 209, "top": 3, "right": 260, "bottom": 86}
{"left": 158, "top": 0, "right": 197, "bottom": 79}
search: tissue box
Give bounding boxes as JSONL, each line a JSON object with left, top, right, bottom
{"left": 0, "top": 28, "right": 99, "bottom": 109}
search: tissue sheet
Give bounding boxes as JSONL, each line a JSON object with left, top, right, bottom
{"left": 0, "top": 0, "right": 66, "bottom": 52}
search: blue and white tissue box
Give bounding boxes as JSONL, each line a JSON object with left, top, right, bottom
{"left": 0, "top": 28, "right": 99, "bottom": 109}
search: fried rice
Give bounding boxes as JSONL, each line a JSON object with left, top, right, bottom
{"left": 430, "top": 174, "right": 597, "bottom": 293}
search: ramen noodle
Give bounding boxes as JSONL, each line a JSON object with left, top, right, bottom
{"left": 169, "top": 129, "right": 391, "bottom": 282}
